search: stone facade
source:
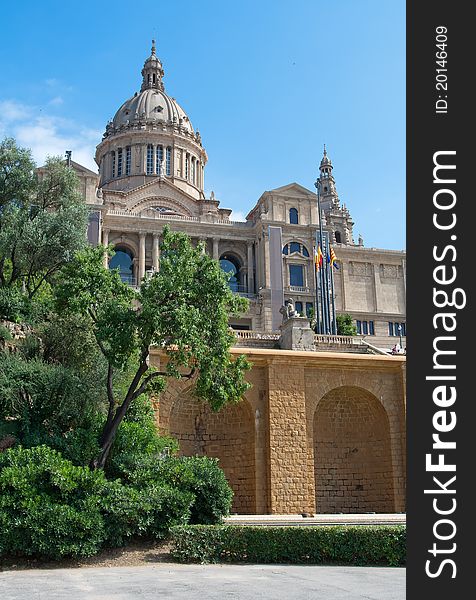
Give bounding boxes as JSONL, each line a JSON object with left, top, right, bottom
{"left": 67, "top": 42, "right": 406, "bottom": 351}
{"left": 151, "top": 347, "right": 406, "bottom": 515}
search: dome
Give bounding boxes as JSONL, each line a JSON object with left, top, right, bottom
{"left": 112, "top": 88, "right": 194, "bottom": 132}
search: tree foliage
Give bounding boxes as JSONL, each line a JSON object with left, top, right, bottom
{"left": 55, "top": 226, "right": 251, "bottom": 468}
{"left": 336, "top": 313, "right": 357, "bottom": 336}
{"left": 0, "top": 138, "right": 88, "bottom": 299}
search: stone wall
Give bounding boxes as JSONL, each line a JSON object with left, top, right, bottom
{"left": 151, "top": 347, "right": 406, "bottom": 515}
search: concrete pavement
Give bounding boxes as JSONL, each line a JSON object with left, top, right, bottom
{"left": 0, "top": 563, "right": 405, "bottom": 600}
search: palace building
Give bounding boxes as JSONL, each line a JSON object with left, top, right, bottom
{"left": 73, "top": 41, "right": 406, "bottom": 351}
{"left": 66, "top": 42, "right": 407, "bottom": 514}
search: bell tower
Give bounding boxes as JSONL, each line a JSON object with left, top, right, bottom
{"left": 317, "top": 146, "right": 355, "bottom": 245}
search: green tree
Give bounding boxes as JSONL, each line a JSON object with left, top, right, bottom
{"left": 55, "top": 226, "right": 251, "bottom": 469}
{"left": 0, "top": 138, "right": 88, "bottom": 299}
{"left": 336, "top": 313, "right": 357, "bottom": 336}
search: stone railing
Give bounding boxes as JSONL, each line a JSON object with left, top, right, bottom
{"left": 233, "top": 330, "right": 370, "bottom": 353}
{"left": 314, "top": 334, "right": 358, "bottom": 347}
{"left": 107, "top": 209, "right": 200, "bottom": 222}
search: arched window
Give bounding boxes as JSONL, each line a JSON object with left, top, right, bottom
{"left": 117, "top": 148, "right": 123, "bottom": 177}
{"left": 147, "top": 144, "right": 154, "bottom": 175}
{"left": 166, "top": 147, "right": 172, "bottom": 176}
{"left": 335, "top": 231, "right": 342, "bottom": 244}
{"left": 125, "top": 146, "right": 131, "bottom": 175}
{"left": 282, "top": 242, "right": 309, "bottom": 257}
{"left": 289, "top": 208, "right": 299, "bottom": 224}
{"left": 156, "top": 145, "right": 163, "bottom": 174}
{"left": 219, "top": 254, "right": 241, "bottom": 292}
{"left": 109, "top": 247, "right": 134, "bottom": 285}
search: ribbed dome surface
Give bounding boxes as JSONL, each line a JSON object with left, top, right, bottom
{"left": 112, "top": 88, "right": 194, "bottom": 132}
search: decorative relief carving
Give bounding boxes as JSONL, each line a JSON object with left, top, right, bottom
{"left": 380, "top": 264, "right": 403, "bottom": 279}
{"left": 349, "top": 261, "right": 372, "bottom": 277}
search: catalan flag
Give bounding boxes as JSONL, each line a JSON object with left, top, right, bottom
{"left": 314, "top": 244, "right": 323, "bottom": 270}
{"left": 330, "top": 245, "right": 340, "bottom": 269}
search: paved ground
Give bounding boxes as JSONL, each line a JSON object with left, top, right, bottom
{"left": 0, "top": 563, "right": 405, "bottom": 600}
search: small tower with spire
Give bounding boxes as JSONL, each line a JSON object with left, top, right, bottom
{"left": 317, "top": 145, "right": 355, "bottom": 245}
{"left": 141, "top": 39, "right": 165, "bottom": 91}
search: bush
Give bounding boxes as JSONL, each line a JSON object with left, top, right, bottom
{"left": 0, "top": 288, "right": 25, "bottom": 322}
{"left": 170, "top": 525, "right": 406, "bottom": 566}
{"left": 0, "top": 324, "right": 12, "bottom": 341}
{"left": 129, "top": 455, "right": 233, "bottom": 524}
{"left": 336, "top": 314, "right": 357, "bottom": 336}
{"left": 0, "top": 445, "right": 195, "bottom": 559}
{"left": 101, "top": 480, "right": 193, "bottom": 547}
{"left": 0, "top": 445, "right": 107, "bottom": 559}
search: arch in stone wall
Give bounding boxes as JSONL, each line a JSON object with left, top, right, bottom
{"left": 313, "top": 385, "right": 395, "bottom": 513}
{"left": 169, "top": 395, "right": 256, "bottom": 514}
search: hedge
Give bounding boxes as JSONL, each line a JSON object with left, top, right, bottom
{"left": 170, "top": 524, "right": 406, "bottom": 566}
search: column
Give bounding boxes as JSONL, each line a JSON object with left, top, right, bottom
{"left": 102, "top": 228, "right": 109, "bottom": 268}
{"left": 152, "top": 233, "right": 160, "bottom": 271}
{"left": 247, "top": 241, "right": 254, "bottom": 294}
{"left": 212, "top": 238, "right": 219, "bottom": 260}
{"left": 139, "top": 232, "right": 146, "bottom": 281}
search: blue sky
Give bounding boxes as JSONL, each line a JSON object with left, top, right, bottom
{"left": 0, "top": 0, "right": 405, "bottom": 250}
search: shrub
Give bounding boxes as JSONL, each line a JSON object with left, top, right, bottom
{"left": 129, "top": 455, "right": 233, "bottom": 524}
{"left": 170, "top": 525, "right": 406, "bottom": 566}
{"left": 0, "top": 445, "right": 107, "bottom": 559}
{"left": 336, "top": 313, "right": 357, "bottom": 336}
{"left": 101, "top": 481, "right": 193, "bottom": 547}
{"left": 0, "top": 288, "right": 25, "bottom": 322}
{"left": 0, "top": 445, "right": 195, "bottom": 559}
{"left": 0, "top": 324, "right": 12, "bottom": 341}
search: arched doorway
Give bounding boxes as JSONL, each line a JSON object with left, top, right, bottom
{"left": 169, "top": 395, "right": 256, "bottom": 514}
{"left": 313, "top": 386, "right": 395, "bottom": 513}
{"left": 109, "top": 246, "right": 134, "bottom": 284}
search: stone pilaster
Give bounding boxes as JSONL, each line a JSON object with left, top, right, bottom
{"left": 266, "top": 362, "right": 315, "bottom": 514}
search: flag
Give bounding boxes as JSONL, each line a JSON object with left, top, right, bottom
{"left": 314, "top": 245, "right": 323, "bottom": 270}
{"left": 330, "top": 246, "right": 340, "bottom": 269}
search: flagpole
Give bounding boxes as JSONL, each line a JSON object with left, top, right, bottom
{"left": 313, "top": 248, "right": 321, "bottom": 334}
{"left": 314, "top": 177, "right": 329, "bottom": 333}
{"left": 322, "top": 230, "right": 331, "bottom": 334}
{"left": 330, "top": 258, "right": 337, "bottom": 334}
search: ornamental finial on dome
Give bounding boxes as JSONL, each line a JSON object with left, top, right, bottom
{"left": 141, "top": 40, "right": 165, "bottom": 92}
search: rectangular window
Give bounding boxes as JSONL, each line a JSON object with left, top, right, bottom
{"left": 126, "top": 146, "right": 131, "bottom": 175}
{"left": 111, "top": 151, "right": 116, "bottom": 178}
{"left": 388, "top": 322, "right": 394, "bottom": 336}
{"left": 306, "top": 302, "right": 313, "bottom": 318}
{"left": 289, "top": 264, "right": 304, "bottom": 287}
{"left": 185, "top": 154, "right": 190, "bottom": 179}
{"left": 147, "top": 145, "right": 154, "bottom": 175}
{"left": 117, "top": 148, "right": 123, "bottom": 177}
{"left": 166, "top": 147, "right": 172, "bottom": 175}
{"left": 362, "top": 321, "right": 368, "bottom": 335}
{"left": 295, "top": 301, "right": 303, "bottom": 315}
{"left": 369, "top": 320, "right": 375, "bottom": 335}
{"left": 356, "top": 320, "right": 362, "bottom": 334}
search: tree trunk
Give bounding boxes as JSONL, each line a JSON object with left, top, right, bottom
{"left": 90, "top": 360, "right": 149, "bottom": 470}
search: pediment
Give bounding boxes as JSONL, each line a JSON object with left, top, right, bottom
{"left": 267, "top": 182, "right": 316, "bottom": 198}
{"left": 123, "top": 179, "right": 200, "bottom": 217}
